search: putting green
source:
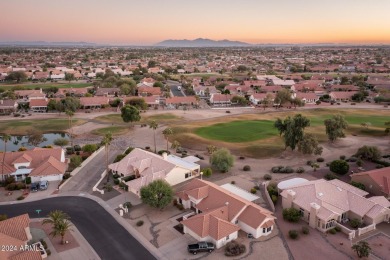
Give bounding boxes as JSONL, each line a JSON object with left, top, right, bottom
{"left": 195, "top": 120, "right": 278, "bottom": 143}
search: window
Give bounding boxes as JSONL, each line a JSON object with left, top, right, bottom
{"left": 299, "top": 208, "right": 304, "bottom": 217}
{"left": 267, "top": 227, "right": 272, "bottom": 232}
{"left": 18, "top": 166, "right": 26, "bottom": 169}
{"left": 263, "top": 228, "right": 266, "bottom": 233}
{"left": 185, "top": 173, "right": 189, "bottom": 179}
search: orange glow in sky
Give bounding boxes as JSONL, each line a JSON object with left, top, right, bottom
{"left": 1, "top": 0, "right": 390, "bottom": 45}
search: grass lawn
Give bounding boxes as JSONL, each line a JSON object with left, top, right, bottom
{"left": 195, "top": 120, "right": 277, "bottom": 143}
{"left": 91, "top": 126, "right": 129, "bottom": 136}
{"left": 94, "top": 113, "right": 181, "bottom": 125}
{"left": 170, "top": 108, "right": 389, "bottom": 158}
{"left": 0, "top": 82, "right": 91, "bottom": 91}
{"left": 0, "top": 118, "right": 85, "bottom": 135}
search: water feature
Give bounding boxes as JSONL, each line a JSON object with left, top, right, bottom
{"left": 0, "top": 133, "right": 70, "bottom": 152}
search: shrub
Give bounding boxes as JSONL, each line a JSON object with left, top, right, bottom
{"left": 335, "top": 226, "right": 341, "bottom": 232}
{"left": 330, "top": 160, "right": 349, "bottom": 175}
{"left": 210, "top": 148, "right": 234, "bottom": 173}
{"left": 125, "top": 147, "right": 134, "bottom": 155}
{"left": 113, "top": 173, "right": 120, "bottom": 179}
{"left": 5, "top": 176, "right": 15, "bottom": 185}
{"left": 271, "top": 195, "right": 278, "bottom": 204}
{"left": 239, "top": 156, "right": 245, "bottom": 160}
{"left": 283, "top": 208, "right": 301, "bottom": 222}
{"left": 306, "top": 160, "right": 313, "bottom": 166}
{"left": 202, "top": 168, "right": 213, "bottom": 177}
{"left": 225, "top": 110, "right": 231, "bottom": 114}
{"left": 350, "top": 181, "right": 365, "bottom": 191}
{"left": 271, "top": 166, "right": 282, "bottom": 173}
{"left": 25, "top": 177, "right": 31, "bottom": 184}
{"left": 376, "top": 165, "right": 385, "bottom": 169}
{"left": 119, "top": 182, "right": 129, "bottom": 191}
{"left": 6, "top": 183, "right": 16, "bottom": 191}
{"left": 280, "top": 166, "right": 294, "bottom": 174}
{"left": 324, "top": 173, "right": 338, "bottom": 180}
{"left": 46, "top": 249, "right": 51, "bottom": 256}
{"left": 122, "top": 175, "right": 136, "bottom": 182}
{"left": 16, "top": 183, "right": 26, "bottom": 190}
{"left": 70, "top": 155, "right": 82, "bottom": 168}
{"left": 40, "top": 239, "right": 47, "bottom": 249}
{"left": 350, "top": 218, "right": 362, "bottom": 228}
{"left": 74, "top": 145, "right": 81, "bottom": 151}
{"left": 113, "top": 179, "right": 120, "bottom": 185}
{"left": 347, "top": 157, "right": 358, "bottom": 162}
{"left": 340, "top": 155, "right": 346, "bottom": 160}
{"left": 355, "top": 145, "right": 382, "bottom": 161}
{"left": 176, "top": 204, "right": 184, "bottom": 210}
{"left": 316, "top": 157, "right": 325, "bottom": 162}
{"left": 123, "top": 202, "right": 132, "bottom": 209}
{"left": 145, "top": 146, "right": 150, "bottom": 150}
{"left": 243, "top": 165, "right": 251, "bottom": 171}
{"left": 104, "top": 183, "right": 113, "bottom": 192}
{"left": 224, "top": 240, "right": 246, "bottom": 257}
{"left": 231, "top": 181, "right": 235, "bottom": 185}
{"left": 373, "top": 159, "right": 390, "bottom": 167}
{"left": 296, "top": 167, "right": 305, "bottom": 173}
{"left": 63, "top": 173, "right": 71, "bottom": 180}
{"left": 356, "top": 159, "right": 363, "bottom": 167}
{"left": 250, "top": 188, "right": 257, "bottom": 194}
{"left": 18, "top": 147, "right": 27, "bottom": 151}
{"left": 289, "top": 230, "right": 299, "bottom": 239}
{"left": 264, "top": 174, "right": 272, "bottom": 180}
{"left": 82, "top": 144, "right": 97, "bottom": 153}
{"left": 17, "top": 196, "right": 25, "bottom": 200}
{"left": 302, "top": 226, "right": 310, "bottom": 235}
{"left": 328, "top": 228, "right": 337, "bottom": 234}
{"left": 136, "top": 220, "right": 144, "bottom": 227}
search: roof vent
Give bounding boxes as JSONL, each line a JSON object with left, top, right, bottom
{"left": 318, "top": 192, "right": 324, "bottom": 197}
{"left": 337, "top": 187, "right": 342, "bottom": 192}
{"left": 225, "top": 202, "right": 229, "bottom": 206}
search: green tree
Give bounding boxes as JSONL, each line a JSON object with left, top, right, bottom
{"left": 148, "top": 60, "right": 157, "bottom": 68}
{"left": 70, "top": 155, "right": 82, "bottom": 168}
{"left": 282, "top": 208, "right": 301, "bottom": 222}
{"left": 0, "top": 134, "right": 11, "bottom": 181}
{"left": 330, "top": 160, "right": 349, "bottom": 175}
{"left": 210, "top": 148, "right": 234, "bottom": 173}
{"left": 324, "top": 115, "right": 348, "bottom": 142}
{"left": 82, "top": 144, "right": 97, "bottom": 153}
{"left": 50, "top": 219, "right": 73, "bottom": 245}
{"left": 153, "top": 81, "right": 164, "bottom": 88}
{"left": 231, "top": 96, "right": 248, "bottom": 106}
{"left": 26, "top": 130, "right": 47, "bottom": 146}
{"left": 352, "top": 241, "right": 371, "bottom": 258}
{"left": 47, "top": 99, "right": 57, "bottom": 111}
{"left": 121, "top": 105, "right": 141, "bottom": 126}
{"left": 297, "top": 133, "right": 323, "bottom": 155}
{"left": 53, "top": 138, "right": 69, "bottom": 148}
{"left": 126, "top": 98, "right": 148, "bottom": 110}
{"left": 42, "top": 210, "right": 70, "bottom": 227}
{"left": 65, "top": 73, "right": 75, "bottom": 83}
{"left": 274, "top": 114, "right": 310, "bottom": 151}
{"left": 119, "top": 83, "right": 131, "bottom": 95}
{"left": 355, "top": 145, "right": 381, "bottom": 161}
{"left": 162, "top": 128, "right": 173, "bottom": 151}
{"left": 149, "top": 120, "right": 158, "bottom": 153}
{"left": 5, "top": 71, "right": 27, "bottom": 83}
{"left": 275, "top": 88, "right": 292, "bottom": 108}
{"left": 140, "top": 180, "right": 173, "bottom": 209}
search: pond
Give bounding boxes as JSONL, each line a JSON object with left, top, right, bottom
{"left": 0, "top": 133, "right": 70, "bottom": 152}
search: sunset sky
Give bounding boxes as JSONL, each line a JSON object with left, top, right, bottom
{"left": 1, "top": 0, "right": 390, "bottom": 45}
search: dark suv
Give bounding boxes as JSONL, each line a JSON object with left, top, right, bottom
{"left": 30, "top": 182, "right": 40, "bottom": 192}
{"left": 188, "top": 242, "right": 215, "bottom": 255}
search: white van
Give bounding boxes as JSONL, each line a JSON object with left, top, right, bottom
{"left": 39, "top": 180, "right": 49, "bottom": 190}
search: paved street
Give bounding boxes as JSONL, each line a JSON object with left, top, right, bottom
{"left": 0, "top": 196, "right": 156, "bottom": 260}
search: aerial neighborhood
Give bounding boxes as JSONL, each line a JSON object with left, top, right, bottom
{"left": 0, "top": 45, "right": 390, "bottom": 260}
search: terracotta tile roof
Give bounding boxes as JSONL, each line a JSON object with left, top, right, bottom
{"left": 186, "top": 186, "right": 209, "bottom": 200}
{"left": 138, "top": 87, "right": 161, "bottom": 96}
{"left": 166, "top": 96, "right": 198, "bottom": 104}
{"left": 352, "top": 168, "right": 390, "bottom": 195}
{"left": 329, "top": 91, "right": 358, "bottom": 99}
{"left": 29, "top": 99, "right": 48, "bottom": 107}
{"left": 9, "top": 251, "right": 42, "bottom": 260}
{"left": 0, "top": 214, "right": 30, "bottom": 241}
{"left": 237, "top": 205, "right": 273, "bottom": 229}
{"left": 80, "top": 96, "right": 109, "bottom": 106}
{"left": 0, "top": 233, "right": 25, "bottom": 259}
{"left": 0, "top": 100, "right": 17, "bottom": 108}
{"left": 0, "top": 148, "right": 66, "bottom": 176}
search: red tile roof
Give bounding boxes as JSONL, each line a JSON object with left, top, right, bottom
{"left": 29, "top": 99, "right": 48, "bottom": 107}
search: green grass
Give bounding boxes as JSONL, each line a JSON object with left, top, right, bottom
{"left": 94, "top": 113, "right": 181, "bottom": 125}
{"left": 195, "top": 120, "right": 278, "bottom": 143}
{"left": 91, "top": 126, "right": 129, "bottom": 136}
{"left": 0, "top": 82, "right": 91, "bottom": 91}
{"left": 0, "top": 119, "right": 84, "bottom": 135}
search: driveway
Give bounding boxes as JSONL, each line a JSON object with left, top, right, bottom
{"left": 0, "top": 196, "right": 156, "bottom": 260}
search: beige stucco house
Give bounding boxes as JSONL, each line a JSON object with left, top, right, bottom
{"left": 280, "top": 179, "right": 390, "bottom": 233}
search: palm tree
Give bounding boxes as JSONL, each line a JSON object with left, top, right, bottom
{"left": 49, "top": 219, "right": 73, "bottom": 245}
{"left": 42, "top": 210, "right": 70, "bottom": 227}
{"left": 162, "top": 128, "right": 173, "bottom": 151}
{"left": 149, "top": 120, "right": 158, "bottom": 153}
{"left": 65, "top": 110, "right": 74, "bottom": 146}
{"left": 0, "top": 134, "right": 11, "bottom": 181}
{"left": 171, "top": 140, "right": 181, "bottom": 151}
{"left": 102, "top": 132, "right": 112, "bottom": 182}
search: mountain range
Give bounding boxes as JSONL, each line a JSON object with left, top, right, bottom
{"left": 155, "top": 38, "right": 251, "bottom": 47}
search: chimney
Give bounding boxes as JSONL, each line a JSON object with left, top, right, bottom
{"left": 309, "top": 202, "right": 320, "bottom": 228}
{"left": 162, "top": 152, "right": 168, "bottom": 160}
{"left": 283, "top": 190, "right": 296, "bottom": 209}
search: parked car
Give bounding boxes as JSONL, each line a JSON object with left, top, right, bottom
{"left": 39, "top": 180, "right": 49, "bottom": 190}
{"left": 187, "top": 242, "right": 215, "bottom": 255}
{"left": 30, "top": 182, "right": 40, "bottom": 192}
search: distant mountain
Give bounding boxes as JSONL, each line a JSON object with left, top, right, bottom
{"left": 0, "top": 41, "right": 98, "bottom": 47}
{"left": 155, "top": 38, "right": 251, "bottom": 47}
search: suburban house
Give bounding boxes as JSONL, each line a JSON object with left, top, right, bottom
{"left": 49, "top": 70, "right": 65, "bottom": 80}
{"left": 0, "top": 147, "right": 67, "bottom": 182}
{"left": 29, "top": 99, "right": 48, "bottom": 112}
{"left": 176, "top": 179, "right": 276, "bottom": 248}
{"left": 330, "top": 85, "right": 360, "bottom": 92}
{"left": 138, "top": 86, "right": 161, "bottom": 97}
{"left": 108, "top": 148, "right": 200, "bottom": 196}
{"left": 294, "top": 92, "right": 319, "bottom": 104}
{"left": 209, "top": 93, "right": 233, "bottom": 106}
{"left": 329, "top": 91, "right": 358, "bottom": 102}
{"left": 249, "top": 93, "right": 275, "bottom": 105}
{"left": 14, "top": 89, "right": 46, "bottom": 102}
{"left": 0, "top": 99, "right": 18, "bottom": 115}
{"left": 0, "top": 214, "right": 46, "bottom": 260}
{"left": 193, "top": 86, "right": 219, "bottom": 97}
{"left": 95, "top": 87, "right": 119, "bottom": 97}
{"left": 79, "top": 96, "right": 110, "bottom": 109}
{"left": 280, "top": 179, "right": 390, "bottom": 233}
{"left": 351, "top": 168, "right": 390, "bottom": 198}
